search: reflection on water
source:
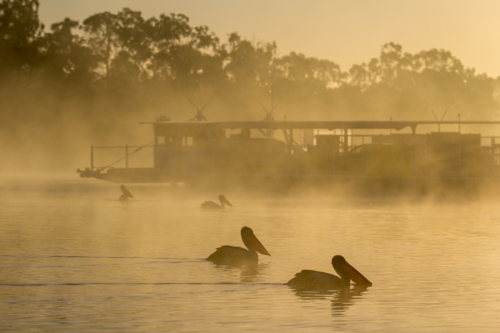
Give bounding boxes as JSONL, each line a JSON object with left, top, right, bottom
{"left": 209, "top": 262, "right": 268, "bottom": 283}
{"left": 330, "top": 285, "right": 369, "bottom": 317}
{"left": 289, "top": 285, "right": 369, "bottom": 317}
{"left": 2, "top": 176, "right": 500, "bottom": 332}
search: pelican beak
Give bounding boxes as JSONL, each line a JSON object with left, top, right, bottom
{"left": 121, "top": 185, "right": 134, "bottom": 198}
{"left": 342, "top": 262, "right": 372, "bottom": 286}
{"left": 221, "top": 196, "right": 233, "bottom": 207}
{"left": 249, "top": 232, "right": 270, "bottom": 256}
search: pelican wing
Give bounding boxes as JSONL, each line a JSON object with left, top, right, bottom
{"left": 287, "top": 270, "right": 342, "bottom": 290}
{"left": 206, "top": 246, "right": 255, "bottom": 264}
{"left": 201, "top": 201, "right": 221, "bottom": 210}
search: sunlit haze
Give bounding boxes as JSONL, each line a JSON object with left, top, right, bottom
{"left": 1, "top": 0, "right": 500, "bottom": 174}
{"left": 4, "top": 2, "right": 500, "bottom": 331}
{"left": 39, "top": 0, "right": 500, "bottom": 77}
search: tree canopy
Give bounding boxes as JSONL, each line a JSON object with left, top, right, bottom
{"left": 1, "top": 2, "right": 499, "bottom": 170}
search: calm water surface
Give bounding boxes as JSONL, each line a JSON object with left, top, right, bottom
{"left": 1, "top": 176, "right": 500, "bottom": 332}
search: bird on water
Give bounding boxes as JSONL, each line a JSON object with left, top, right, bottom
{"left": 206, "top": 226, "right": 270, "bottom": 265}
{"left": 201, "top": 195, "right": 233, "bottom": 210}
{"left": 286, "top": 255, "right": 372, "bottom": 290}
{"left": 119, "top": 185, "right": 134, "bottom": 201}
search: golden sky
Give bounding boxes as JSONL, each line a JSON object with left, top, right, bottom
{"left": 39, "top": 0, "right": 500, "bottom": 77}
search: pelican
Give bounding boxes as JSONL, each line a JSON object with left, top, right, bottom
{"left": 286, "top": 255, "right": 372, "bottom": 289}
{"left": 119, "top": 185, "right": 134, "bottom": 201}
{"left": 206, "top": 226, "right": 270, "bottom": 264}
{"left": 201, "top": 195, "right": 233, "bottom": 210}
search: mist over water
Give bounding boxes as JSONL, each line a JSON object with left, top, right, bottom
{"left": 2, "top": 3, "right": 500, "bottom": 176}
{"left": 2, "top": 2, "right": 500, "bottom": 331}
{"left": 1, "top": 175, "right": 500, "bottom": 332}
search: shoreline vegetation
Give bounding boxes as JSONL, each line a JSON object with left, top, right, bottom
{"left": 1, "top": 0, "right": 499, "bottom": 172}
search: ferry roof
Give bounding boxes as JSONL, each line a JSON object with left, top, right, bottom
{"left": 142, "top": 120, "right": 500, "bottom": 132}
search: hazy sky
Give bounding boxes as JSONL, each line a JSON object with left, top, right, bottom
{"left": 39, "top": 0, "right": 500, "bottom": 77}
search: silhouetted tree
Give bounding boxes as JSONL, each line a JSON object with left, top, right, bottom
{"left": 82, "top": 11, "right": 119, "bottom": 78}
{"left": 41, "top": 18, "right": 95, "bottom": 85}
{"left": 0, "top": 0, "right": 42, "bottom": 73}
{"left": 224, "top": 33, "right": 276, "bottom": 87}
{"left": 1, "top": 6, "right": 499, "bottom": 171}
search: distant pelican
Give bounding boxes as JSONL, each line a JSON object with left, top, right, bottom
{"left": 286, "top": 255, "right": 372, "bottom": 290}
{"left": 201, "top": 195, "right": 233, "bottom": 210}
{"left": 119, "top": 185, "right": 134, "bottom": 201}
{"left": 206, "top": 226, "right": 270, "bottom": 265}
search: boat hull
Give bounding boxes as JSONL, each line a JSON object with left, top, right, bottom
{"left": 77, "top": 167, "right": 500, "bottom": 199}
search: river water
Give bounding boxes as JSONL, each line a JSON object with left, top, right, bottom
{"left": 1, "top": 176, "right": 500, "bottom": 332}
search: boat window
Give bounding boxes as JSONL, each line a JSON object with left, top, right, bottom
{"left": 186, "top": 136, "right": 194, "bottom": 146}
{"left": 157, "top": 136, "right": 166, "bottom": 145}
{"left": 350, "top": 146, "right": 368, "bottom": 154}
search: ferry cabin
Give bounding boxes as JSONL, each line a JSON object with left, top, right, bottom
{"left": 77, "top": 120, "right": 500, "bottom": 185}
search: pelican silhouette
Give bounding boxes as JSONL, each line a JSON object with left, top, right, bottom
{"left": 118, "top": 185, "right": 134, "bottom": 201}
{"left": 201, "top": 195, "right": 233, "bottom": 210}
{"left": 206, "top": 226, "right": 270, "bottom": 265}
{"left": 286, "top": 255, "right": 372, "bottom": 290}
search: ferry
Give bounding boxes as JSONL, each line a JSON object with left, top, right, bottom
{"left": 77, "top": 117, "right": 500, "bottom": 195}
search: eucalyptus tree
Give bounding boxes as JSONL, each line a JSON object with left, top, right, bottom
{"left": 274, "top": 52, "right": 342, "bottom": 92}
{"left": 41, "top": 18, "right": 96, "bottom": 85}
{"left": 223, "top": 33, "right": 276, "bottom": 88}
{"left": 82, "top": 11, "right": 119, "bottom": 79}
{"left": 0, "top": 0, "right": 43, "bottom": 73}
{"left": 342, "top": 43, "right": 499, "bottom": 120}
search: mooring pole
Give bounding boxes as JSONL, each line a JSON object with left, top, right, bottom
{"left": 125, "top": 145, "right": 129, "bottom": 169}
{"left": 90, "top": 146, "right": 94, "bottom": 171}
{"left": 343, "top": 129, "right": 348, "bottom": 153}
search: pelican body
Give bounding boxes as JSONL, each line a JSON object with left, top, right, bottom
{"left": 287, "top": 255, "right": 372, "bottom": 290}
{"left": 201, "top": 195, "right": 233, "bottom": 210}
{"left": 119, "top": 185, "right": 134, "bottom": 201}
{"left": 206, "top": 226, "right": 270, "bottom": 265}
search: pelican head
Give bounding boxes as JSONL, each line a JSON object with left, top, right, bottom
{"left": 241, "top": 226, "right": 270, "bottom": 256}
{"left": 332, "top": 255, "right": 372, "bottom": 286}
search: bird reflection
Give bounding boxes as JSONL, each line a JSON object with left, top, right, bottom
{"left": 239, "top": 262, "right": 268, "bottom": 283}
{"left": 331, "top": 285, "right": 369, "bottom": 316}
{"left": 289, "top": 284, "right": 369, "bottom": 316}
{"left": 211, "top": 261, "right": 268, "bottom": 283}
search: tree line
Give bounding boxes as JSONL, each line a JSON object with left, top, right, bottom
{"left": 1, "top": 0, "right": 499, "bottom": 170}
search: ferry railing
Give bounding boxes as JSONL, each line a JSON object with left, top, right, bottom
{"left": 349, "top": 134, "right": 372, "bottom": 149}
{"left": 347, "top": 134, "right": 500, "bottom": 171}
{"left": 89, "top": 136, "right": 500, "bottom": 171}
{"left": 482, "top": 136, "right": 500, "bottom": 166}
{"left": 349, "top": 135, "right": 500, "bottom": 156}
{"left": 90, "top": 142, "right": 154, "bottom": 171}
